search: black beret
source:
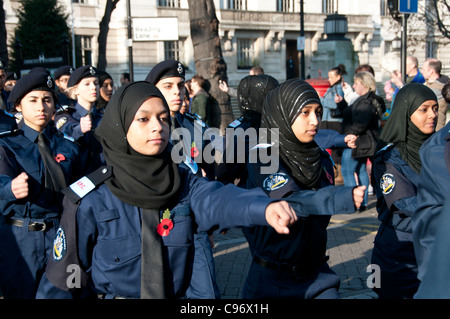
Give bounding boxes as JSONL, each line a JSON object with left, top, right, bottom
{"left": 54, "top": 65, "right": 74, "bottom": 80}
{"left": 67, "top": 65, "right": 98, "bottom": 88}
{"left": 8, "top": 71, "right": 56, "bottom": 104}
{"left": 145, "top": 60, "right": 185, "bottom": 84}
{"left": 6, "top": 72, "right": 18, "bottom": 81}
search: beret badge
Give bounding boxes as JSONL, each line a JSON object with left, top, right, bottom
{"left": 47, "top": 76, "right": 53, "bottom": 88}
{"left": 177, "top": 63, "right": 184, "bottom": 75}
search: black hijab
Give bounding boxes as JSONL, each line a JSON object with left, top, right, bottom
{"left": 237, "top": 74, "right": 279, "bottom": 128}
{"left": 261, "top": 79, "right": 323, "bottom": 188}
{"left": 95, "top": 81, "right": 181, "bottom": 210}
{"left": 379, "top": 83, "right": 437, "bottom": 174}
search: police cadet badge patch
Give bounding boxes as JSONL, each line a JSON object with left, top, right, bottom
{"left": 263, "top": 173, "right": 289, "bottom": 191}
{"left": 380, "top": 173, "right": 396, "bottom": 195}
{"left": 53, "top": 226, "right": 67, "bottom": 261}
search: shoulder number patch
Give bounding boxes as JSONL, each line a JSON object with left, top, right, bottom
{"left": 380, "top": 173, "right": 396, "bottom": 195}
{"left": 263, "top": 173, "right": 289, "bottom": 191}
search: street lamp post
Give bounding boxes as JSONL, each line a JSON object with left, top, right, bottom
{"left": 127, "top": 0, "right": 134, "bottom": 81}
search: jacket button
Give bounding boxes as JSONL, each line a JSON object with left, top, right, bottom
{"left": 115, "top": 257, "right": 120, "bottom": 262}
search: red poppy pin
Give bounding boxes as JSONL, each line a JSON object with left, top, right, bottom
{"left": 191, "top": 141, "right": 199, "bottom": 158}
{"left": 54, "top": 154, "right": 66, "bottom": 163}
{"left": 157, "top": 209, "right": 173, "bottom": 237}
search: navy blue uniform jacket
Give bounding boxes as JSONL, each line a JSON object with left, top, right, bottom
{"left": 372, "top": 146, "right": 420, "bottom": 233}
{"left": 246, "top": 146, "right": 355, "bottom": 266}
{"left": 412, "top": 122, "right": 450, "bottom": 297}
{"left": 0, "top": 124, "right": 81, "bottom": 219}
{"left": 38, "top": 164, "right": 274, "bottom": 299}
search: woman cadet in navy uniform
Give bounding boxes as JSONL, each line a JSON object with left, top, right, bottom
{"left": 242, "top": 79, "right": 366, "bottom": 299}
{"left": 53, "top": 65, "right": 103, "bottom": 174}
{"left": 36, "top": 81, "right": 298, "bottom": 299}
{"left": 145, "top": 60, "right": 222, "bottom": 299}
{"left": 0, "top": 71, "right": 81, "bottom": 299}
{"left": 370, "top": 83, "right": 438, "bottom": 299}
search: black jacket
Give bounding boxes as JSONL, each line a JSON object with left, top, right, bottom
{"left": 342, "top": 91, "right": 382, "bottom": 158}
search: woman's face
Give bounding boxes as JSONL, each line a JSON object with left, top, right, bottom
{"left": 353, "top": 79, "right": 368, "bottom": 96}
{"left": 410, "top": 100, "right": 438, "bottom": 135}
{"left": 328, "top": 70, "right": 341, "bottom": 86}
{"left": 100, "top": 78, "right": 114, "bottom": 102}
{"left": 16, "top": 90, "right": 55, "bottom": 132}
{"left": 126, "top": 97, "right": 171, "bottom": 156}
{"left": 291, "top": 103, "right": 322, "bottom": 144}
{"left": 74, "top": 76, "right": 99, "bottom": 107}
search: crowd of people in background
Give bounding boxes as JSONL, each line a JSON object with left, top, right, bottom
{"left": 0, "top": 54, "right": 448, "bottom": 300}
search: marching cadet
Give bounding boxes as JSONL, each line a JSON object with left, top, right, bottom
{"left": 242, "top": 79, "right": 365, "bottom": 299}
{"left": 219, "top": 74, "right": 280, "bottom": 186}
{"left": 145, "top": 60, "right": 221, "bottom": 298}
{"left": 371, "top": 83, "right": 438, "bottom": 299}
{"left": 0, "top": 71, "right": 81, "bottom": 299}
{"left": 36, "top": 81, "right": 297, "bottom": 299}
{"left": 54, "top": 65, "right": 103, "bottom": 174}
{"left": 53, "top": 65, "right": 75, "bottom": 111}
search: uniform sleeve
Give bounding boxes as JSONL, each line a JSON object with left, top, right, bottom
{"left": 188, "top": 174, "right": 272, "bottom": 233}
{"left": 373, "top": 160, "right": 417, "bottom": 216}
{"left": 247, "top": 158, "right": 356, "bottom": 217}
{"left": 0, "top": 146, "right": 20, "bottom": 201}
{"left": 55, "top": 112, "right": 84, "bottom": 140}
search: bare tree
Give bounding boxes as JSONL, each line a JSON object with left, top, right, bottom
{"left": 187, "top": 0, "right": 234, "bottom": 133}
{"left": 97, "top": 0, "right": 120, "bottom": 71}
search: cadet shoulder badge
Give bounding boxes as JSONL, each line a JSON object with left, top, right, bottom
{"left": 53, "top": 226, "right": 67, "bottom": 261}
{"left": 263, "top": 173, "right": 289, "bottom": 191}
{"left": 56, "top": 117, "right": 68, "bottom": 129}
{"left": 380, "top": 173, "right": 395, "bottom": 195}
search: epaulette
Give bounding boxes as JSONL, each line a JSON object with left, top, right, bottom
{"left": 184, "top": 112, "right": 207, "bottom": 127}
{"left": 56, "top": 105, "right": 75, "bottom": 114}
{"left": 250, "top": 143, "right": 272, "bottom": 151}
{"left": 374, "top": 143, "right": 394, "bottom": 157}
{"left": 0, "top": 128, "right": 20, "bottom": 138}
{"left": 180, "top": 156, "right": 199, "bottom": 175}
{"left": 228, "top": 117, "right": 244, "bottom": 128}
{"left": 62, "top": 166, "right": 113, "bottom": 204}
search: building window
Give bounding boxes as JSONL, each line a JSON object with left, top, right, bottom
{"left": 277, "top": 0, "right": 295, "bottom": 12}
{"left": 228, "top": 0, "right": 247, "bottom": 10}
{"left": 164, "top": 40, "right": 185, "bottom": 61}
{"left": 72, "top": 0, "right": 86, "bottom": 3}
{"left": 75, "top": 35, "right": 92, "bottom": 67}
{"left": 426, "top": 40, "right": 438, "bottom": 58}
{"left": 322, "top": 0, "right": 335, "bottom": 14}
{"left": 237, "top": 39, "right": 256, "bottom": 70}
{"left": 157, "top": 0, "right": 181, "bottom": 8}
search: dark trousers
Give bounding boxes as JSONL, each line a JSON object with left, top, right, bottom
{"left": 0, "top": 216, "right": 58, "bottom": 299}
{"left": 242, "top": 259, "right": 340, "bottom": 299}
{"left": 371, "top": 224, "right": 419, "bottom": 299}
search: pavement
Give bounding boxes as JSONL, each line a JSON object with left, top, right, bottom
{"left": 212, "top": 194, "right": 380, "bottom": 299}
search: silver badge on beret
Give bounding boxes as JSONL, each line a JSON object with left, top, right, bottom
{"left": 47, "top": 76, "right": 53, "bottom": 88}
{"left": 89, "top": 66, "right": 96, "bottom": 76}
{"left": 177, "top": 63, "right": 184, "bottom": 75}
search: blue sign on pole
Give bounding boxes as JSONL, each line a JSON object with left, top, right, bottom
{"left": 399, "top": 0, "right": 418, "bottom": 13}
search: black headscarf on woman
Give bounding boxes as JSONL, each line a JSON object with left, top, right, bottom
{"left": 95, "top": 81, "right": 181, "bottom": 210}
{"left": 237, "top": 74, "right": 279, "bottom": 128}
{"left": 261, "top": 79, "right": 323, "bottom": 188}
{"left": 379, "top": 83, "right": 437, "bottom": 174}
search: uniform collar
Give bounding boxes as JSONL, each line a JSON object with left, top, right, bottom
{"left": 74, "top": 102, "right": 97, "bottom": 118}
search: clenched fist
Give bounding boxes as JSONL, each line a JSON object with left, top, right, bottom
{"left": 80, "top": 114, "right": 92, "bottom": 134}
{"left": 11, "top": 172, "right": 29, "bottom": 199}
{"left": 265, "top": 201, "right": 297, "bottom": 234}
